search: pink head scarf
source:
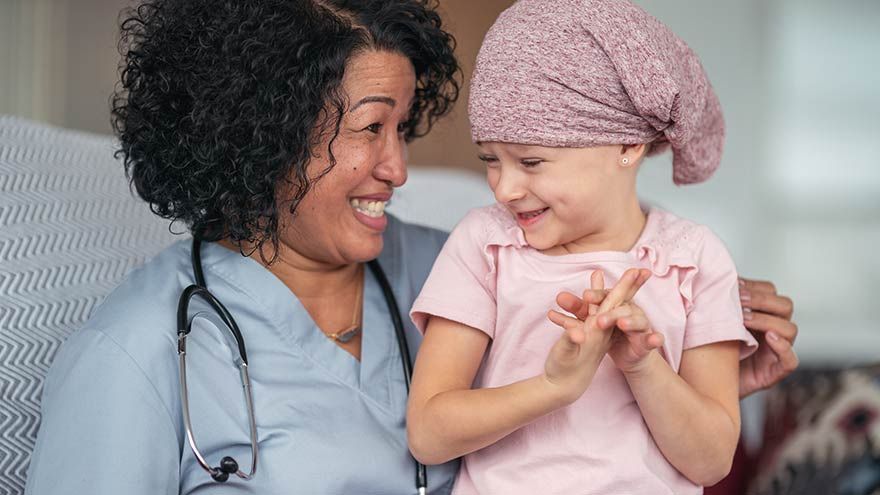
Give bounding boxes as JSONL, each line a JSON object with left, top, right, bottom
{"left": 468, "top": 0, "right": 724, "bottom": 185}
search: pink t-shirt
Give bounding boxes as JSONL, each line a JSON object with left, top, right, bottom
{"left": 411, "top": 204, "right": 758, "bottom": 495}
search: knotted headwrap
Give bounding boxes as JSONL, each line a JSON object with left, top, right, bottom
{"left": 468, "top": 0, "right": 724, "bottom": 185}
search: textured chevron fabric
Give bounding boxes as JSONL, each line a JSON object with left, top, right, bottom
{"left": 0, "top": 116, "right": 178, "bottom": 494}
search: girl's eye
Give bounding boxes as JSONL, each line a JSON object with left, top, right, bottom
{"left": 397, "top": 122, "right": 407, "bottom": 135}
{"left": 521, "top": 159, "right": 543, "bottom": 168}
{"left": 478, "top": 155, "right": 499, "bottom": 167}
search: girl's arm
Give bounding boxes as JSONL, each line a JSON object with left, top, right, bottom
{"left": 407, "top": 269, "right": 649, "bottom": 465}
{"left": 622, "top": 342, "right": 741, "bottom": 487}
{"left": 553, "top": 296, "right": 742, "bottom": 486}
{"left": 406, "top": 316, "right": 584, "bottom": 465}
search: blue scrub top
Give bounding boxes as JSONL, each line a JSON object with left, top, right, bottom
{"left": 26, "top": 215, "right": 459, "bottom": 494}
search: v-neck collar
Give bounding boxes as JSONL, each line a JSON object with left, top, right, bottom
{"left": 197, "top": 241, "right": 397, "bottom": 412}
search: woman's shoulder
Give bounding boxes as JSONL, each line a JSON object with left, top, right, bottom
{"left": 78, "top": 239, "right": 191, "bottom": 358}
{"left": 384, "top": 213, "right": 449, "bottom": 254}
{"left": 381, "top": 214, "right": 450, "bottom": 295}
{"left": 41, "top": 240, "right": 191, "bottom": 433}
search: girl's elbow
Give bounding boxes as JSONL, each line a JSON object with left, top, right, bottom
{"left": 689, "top": 456, "right": 734, "bottom": 487}
{"left": 686, "top": 438, "right": 738, "bottom": 486}
{"left": 406, "top": 427, "right": 449, "bottom": 466}
{"left": 406, "top": 410, "right": 446, "bottom": 465}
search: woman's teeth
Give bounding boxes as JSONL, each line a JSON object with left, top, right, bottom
{"left": 350, "top": 198, "right": 387, "bottom": 218}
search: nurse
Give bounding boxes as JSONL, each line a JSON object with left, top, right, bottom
{"left": 25, "top": 1, "right": 797, "bottom": 494}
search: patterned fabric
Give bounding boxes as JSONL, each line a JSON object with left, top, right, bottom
{"left": 0, "top": 116, "right": 177, "bottom": 495}
{"left": 468, "top": 0, "right": 725, "bottom": 185}
{"left": 748, "top": 364, "right": 880, "bottom": 495}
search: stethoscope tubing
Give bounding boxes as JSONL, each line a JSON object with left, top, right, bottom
{"left": 180, "top": 238, "right": 426, "bottom": 492}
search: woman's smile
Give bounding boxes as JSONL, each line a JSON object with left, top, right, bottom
{"left": 349, "top": 194, "right": 391, "bottom": 231}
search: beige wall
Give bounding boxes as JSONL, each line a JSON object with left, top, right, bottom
{"left": 409, "top": 1, "right": 514, "bottom": 171}
{"left": 0, "top": 0, "right": 512, "bottom": 171}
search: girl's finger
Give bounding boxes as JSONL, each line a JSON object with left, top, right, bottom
{"left": 617, "top": 314, "right": 651, "bottom": 332}
{"left": 556, "top": 292, "right": 585, "bottom": 317}
{"left": 557, "top": 291, "right": 608, "bottom": 321}
{"left": 547, "top": 309, "right": 582, "bottom": 330}
{"left": 597, "top": 269, "right": 640, "bottom": 314}
{"left": 623, "top": 268, "right": 652, "bottom": 302}
{"left": 580, "top": 289, "right": 608, "bottom": 319}
{"left": 589, "top": 270, "right": 605, "bottom": 316}
{"left": 646, "top": 331, "right": 665, "bottom": 350}
{"left": 596, "top": 305, "right": 634, "bottom": 330}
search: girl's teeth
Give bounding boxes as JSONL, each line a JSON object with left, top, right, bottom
{"left": 350, "top": 199, "right": 387, "bottom": 218}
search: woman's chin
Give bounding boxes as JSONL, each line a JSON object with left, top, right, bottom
{"left": 346, "top": 237, "right": 384, "bottom": 264}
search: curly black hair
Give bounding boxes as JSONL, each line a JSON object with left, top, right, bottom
{"left": 111, "top": 0, "right": 460, "bottom": 254}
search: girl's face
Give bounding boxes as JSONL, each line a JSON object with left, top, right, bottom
{"left": 479, "top": 142, "right": 640, "bottom": 252}
{"left": 276, "top": 49, "right": 415, "bottom": 267}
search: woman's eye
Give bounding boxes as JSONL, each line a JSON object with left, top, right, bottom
{"left": 365, "top": 123, "right": 382, "bottom": 134}
{"left": 521, "top": 159, "right": 543, "bottom": 168}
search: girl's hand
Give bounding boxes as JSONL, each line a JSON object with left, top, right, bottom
{"left": 596, "top": 301, "right": 665, "bottom": 374}
{"left": 738, "top": 277, "right": 799, "bottom": 398}
{"left": 545, "top": 268, "right": 651, "bottom": 403}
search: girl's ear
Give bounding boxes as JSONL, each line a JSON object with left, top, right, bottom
{"left": 619, "top": 143, "right": 649, "bottom": 167}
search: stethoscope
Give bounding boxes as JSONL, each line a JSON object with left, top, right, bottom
{"left": 177, "top": 237, "right": 428, "bottom": 493}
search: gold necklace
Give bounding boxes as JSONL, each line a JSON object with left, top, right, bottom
{"left": 325, "top": 265, "right": 363, "bottom": 344}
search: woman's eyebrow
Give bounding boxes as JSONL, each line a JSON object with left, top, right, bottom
{"left": 350, "top": 96, "right": 396, "bottom": 112}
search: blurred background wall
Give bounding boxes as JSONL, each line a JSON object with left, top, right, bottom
{"left": 1, "top": 0, "right": 878, "bottom": 364}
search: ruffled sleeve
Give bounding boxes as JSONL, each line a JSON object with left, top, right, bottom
{"left": 636, "top": 212, "right": 758, "bottom": 358}
{"left": 410, "top": 205, "right": 523, "bottom": 338}
{"left": 680, "top": 229, "right": 758, "bottom": 357}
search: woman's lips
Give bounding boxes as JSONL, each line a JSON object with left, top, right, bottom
{"left": 515, "top": 207, "right": 549, "bottom": 228}
{"left": 350, "top": 197, "right": 388, "bottom": 231}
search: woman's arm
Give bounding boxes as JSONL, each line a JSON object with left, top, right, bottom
{"left": 25, "top": 328, "right": 180, "bottom": 495}
{"left": 622, "top": 342, "right": 742, "bottom": 487}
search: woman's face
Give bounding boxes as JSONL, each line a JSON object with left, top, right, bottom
{"left": 277, "top": 50, "right": 415, "bottom": 267}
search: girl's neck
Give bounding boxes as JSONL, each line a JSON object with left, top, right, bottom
{"left": 543, "top": 197, "right": 647, "bottom": 256}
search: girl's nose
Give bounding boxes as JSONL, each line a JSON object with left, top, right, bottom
{"left": 492, "top": 168, "right": 526, "bottom": 204}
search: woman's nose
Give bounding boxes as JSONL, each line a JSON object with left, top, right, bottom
{"left": 374, "top": 134, "right": 408, "bottom": 187}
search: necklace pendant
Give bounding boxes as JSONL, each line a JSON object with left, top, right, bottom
{"left": 333, "top": 326, "right": 361, "bottom": 343}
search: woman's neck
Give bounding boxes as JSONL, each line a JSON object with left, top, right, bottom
{"left": 545, "top": 196, "right": 647, "bottom": 256}
{"left": 217, "top": 238, "right": 361, "bottom": 299}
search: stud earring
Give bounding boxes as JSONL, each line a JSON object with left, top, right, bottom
{"left": 622, "top": 158, "right": 630, "bottom": 165}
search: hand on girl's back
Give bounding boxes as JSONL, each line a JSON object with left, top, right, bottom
{"left": 544, "top": 268, "right": 655, "bottom": 402}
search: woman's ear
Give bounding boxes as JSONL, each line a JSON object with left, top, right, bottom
{"left": 619, "top": 143, "right": 649, "bottom": 167}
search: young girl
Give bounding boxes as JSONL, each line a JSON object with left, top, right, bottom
{"left": 406, "top": 1, "right": 758, "bottom": 493}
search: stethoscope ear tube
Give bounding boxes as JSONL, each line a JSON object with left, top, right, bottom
{"left": 366, "top": 259, "right": 428, "bottom": 493}
{"left": 177, "top": 238, "right": 258, "bottom": 483}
